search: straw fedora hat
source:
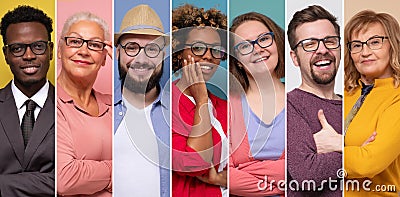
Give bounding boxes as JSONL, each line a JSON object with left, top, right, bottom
{"left": 114, "top": 4, "right": 168, "bottom": 45}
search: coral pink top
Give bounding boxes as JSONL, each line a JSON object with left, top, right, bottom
{"left": 229, "top": 95, "right": 285, "bottom": 197}
{"left": 57, "top": 84, "right": 112, "bottom": 197}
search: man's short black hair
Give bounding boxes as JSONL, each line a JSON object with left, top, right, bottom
{"left": 0, "top": 5, "right": 53, "bottom": 44}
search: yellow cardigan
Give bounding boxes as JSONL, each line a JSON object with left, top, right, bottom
{"left": 344, "top": 78, "right": 400, "bottom": 196}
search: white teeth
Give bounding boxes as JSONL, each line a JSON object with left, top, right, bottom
{"left": 201, "top": 65, "right": 212, "bottom": 70}
{"left": 255, "top": 57, "right": 267, "bottom": 63}
{"left": 315, "top": 60, "right": 331, "bottom": 66}
{"left": 22, "top": 67, "right": 38, "bottom": 74}
{"left": 132, "top": 67, "right": 153, "bottom": 71}
{"left": 133, "top": 68, "right": 148, "bottom": 72}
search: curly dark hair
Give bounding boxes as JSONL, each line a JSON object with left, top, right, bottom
{"left": 172, "top": 4, "right": 227, "bottom": 72}
{"left": 1, "top": 5, "right": 53, "bottom": 44}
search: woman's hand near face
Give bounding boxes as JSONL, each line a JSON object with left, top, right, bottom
{"left": 181, "top": 54, "right": 214, "bottom": 162}
{"left": 182, "top": 55, "right": 208, "bottom": 104}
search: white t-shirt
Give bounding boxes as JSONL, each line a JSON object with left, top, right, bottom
{"left": 114, "top": 96, "right": 161, "bottom": 197}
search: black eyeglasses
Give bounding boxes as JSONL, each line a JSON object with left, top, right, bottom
{"left": 119, "top": 42, "right": 162, "bottom": 58}
{"left": 184, "top": 41, "right": 226, "bottom": 59}
{"left": 293, "top": 36, "right": 341, "bottom": 52}
{"left": 4, "top": 41, "right": 51, "bottom": 57}
{"left": 234, "top": 32, "right": 275, "bottom": 55}
{"left": 64, "top": 37, "right": 106, "bottom": 51}
{"left": 347, "top": 36, "right": 389, "bottom": 54}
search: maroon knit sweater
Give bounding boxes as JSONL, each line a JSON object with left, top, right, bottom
{"left": 287, "top": 88, "right": 342, "bottom": 197}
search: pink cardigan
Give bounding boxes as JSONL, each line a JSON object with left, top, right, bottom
{"left": 229, "top": 95, "right": 285, "bottom": 197}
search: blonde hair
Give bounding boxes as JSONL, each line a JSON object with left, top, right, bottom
{"left": 344, "top": 10, "right": 400, "bottom": 94}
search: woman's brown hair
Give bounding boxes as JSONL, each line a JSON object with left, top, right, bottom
{"left": 230, "top": 12, "right": 284, "bottom": 92}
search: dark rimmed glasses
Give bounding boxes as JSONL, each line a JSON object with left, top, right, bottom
{"left": 119, "top": 42, "right": 162, "bottom": 58}
{"left": 293, "top": 36, "right": 341, "bottom": 52}
{"left": 347, "top": 36, "right": 389, "bottom": 54}
{"left": 4, "top": 41, "right": 51, "bottom": 57}
{"left": 184, "top": 41, "right": 226, "bottom": 59}
{"left": 64, "top": 37, "right": 106, "bottom": 51}
{"left": 234, "top": 32, "right": 275, "bottom": 55}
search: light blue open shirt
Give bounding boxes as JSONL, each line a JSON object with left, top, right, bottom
{"left": 114, "top": 83, "right": 170, "bottom": 197}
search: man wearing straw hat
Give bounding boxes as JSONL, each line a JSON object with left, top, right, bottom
{"left": 114, "top": 4, "right": 170, "bottom": 197}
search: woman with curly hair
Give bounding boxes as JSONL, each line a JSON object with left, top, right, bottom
{"left": 171, "top": 4, "right": 228, "bottom": 197}
{"left": 344, "top": 10, "right": 400, "bottom": 196}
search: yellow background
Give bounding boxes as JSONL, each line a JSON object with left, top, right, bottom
{"left": 0, "top": 0, "right": 55, "bottom": 88}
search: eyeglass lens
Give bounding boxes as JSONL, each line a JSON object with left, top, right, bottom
{"left": 7, "top": 41, "right": 48, "bottom": 57}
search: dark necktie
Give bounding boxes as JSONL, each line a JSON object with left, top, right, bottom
{"left": 344, "top": 83, "right": 374, "bottom": 135}
{"left": 21, "top": 99, "right": 36, "bottom": 148}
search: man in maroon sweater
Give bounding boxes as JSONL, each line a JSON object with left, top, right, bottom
{"left": 286, "top": 5, "right": 343, "bottom": 196}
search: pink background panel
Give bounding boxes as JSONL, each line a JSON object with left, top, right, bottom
{"left": 57, "top": 0, "right": 113, "bottom": 94}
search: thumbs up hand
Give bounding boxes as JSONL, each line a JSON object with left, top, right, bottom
{"left": 313, "top": 109, "right": 343, "bottom": 153}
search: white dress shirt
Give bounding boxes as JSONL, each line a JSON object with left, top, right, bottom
{"left": 11, "top": 80, "right": 49, "bottom": 124}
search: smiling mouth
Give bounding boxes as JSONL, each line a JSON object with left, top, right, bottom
{"left": 130, "top": 67, "right": 155, "bottom": 72}
{"left": 361, "top": 59, "right": 375, "bottom": 63}
{"left": 129, "top": 65, "right": 155, "bottom": 71}
{"left": 314, "top": 60, "right": 332, "bottom": 67}
{"left": 198, "top": 62, "right": 216, "bottom": 73}
{"left": 200, "top": 65, "right": 213, "bottom": 71}
{"left": 21, "top": 65, "right": 40, "bottom": 74}
{"left": 73, "top": 60, "right": 92, "bottom": 65}
{"left": 253, "top": 56, "right": 269, "bottom": 63}
{"left": 128, "top": 65, "right": 156, "bottom": 76}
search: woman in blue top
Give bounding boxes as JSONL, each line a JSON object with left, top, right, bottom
{"left": 229, "top": 12, "right": 285, "bottom": 196}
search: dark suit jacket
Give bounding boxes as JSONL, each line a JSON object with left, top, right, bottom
{"left": 0, "top": 82, "right": 55, "bottom": 196}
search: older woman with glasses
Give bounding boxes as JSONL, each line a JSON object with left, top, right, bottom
{"left": 344, "top": 10, "right": 400, "bottom": 196}
{"left": 171, "top": 4, "right": 228, "bottom": 197}
{"left": 56, "top": 12, "right": 113, "bottom": 196}
{"left": 229, "top": 12, "right": 285, "bottom": 196}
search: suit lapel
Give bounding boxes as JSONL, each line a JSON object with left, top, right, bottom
{"left": 0, "top": 83, "right": 25, "bottom": 165}
{"left": 23, "top": 84, "right": 55, "bottom": 168}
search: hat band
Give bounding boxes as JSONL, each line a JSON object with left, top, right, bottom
{"left": 120, "top": 25, "right": 163, "bottom": 34}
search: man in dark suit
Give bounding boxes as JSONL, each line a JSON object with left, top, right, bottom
{"left": 0, "top": 5, "right": 55, "bottom": 196}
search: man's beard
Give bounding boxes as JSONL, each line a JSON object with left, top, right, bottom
{"left": 118, "top": 57, "right": 163, "bottom": 94}
{"left": 309, "top": 54, "right": 338, "bottom": 85}
{"left": 311, "top": 66, "right": 337, "bottom": 84}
